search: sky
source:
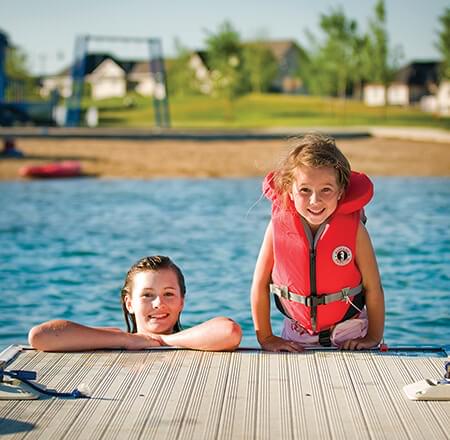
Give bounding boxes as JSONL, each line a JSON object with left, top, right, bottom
{"left": 1, "top": 0, "right": 448, "bottom": 75}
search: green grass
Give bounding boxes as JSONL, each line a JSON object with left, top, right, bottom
{"left": 81, "top": 93, "right": 450, "bottom": 130}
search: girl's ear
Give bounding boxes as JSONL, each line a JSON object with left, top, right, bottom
{"left": 124, "top": 294, "right": 134, "bottom": 314}
{"left": 338, "top": 189, "right": 344, "bottom": 201}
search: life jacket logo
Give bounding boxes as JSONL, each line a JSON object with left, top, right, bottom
{"left": 332, "top": 246, "right": 352, "bottom": 266}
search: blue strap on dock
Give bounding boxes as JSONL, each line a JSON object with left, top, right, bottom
{"left": 0, "top": 368, "right": 90, "bottom": 399}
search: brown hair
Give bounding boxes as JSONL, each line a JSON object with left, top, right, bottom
{"left": 120, "top": 255, "right": 186, "bottom": 333}
{"left": 274, "top": 132, "right": 351, "bottom": 202}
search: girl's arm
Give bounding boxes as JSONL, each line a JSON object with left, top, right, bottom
{"left": 28, "top": 320, "right": 162, "bottom": 352}
{"left": 341, "top": 222, "right": 385, "bottom": 350}
{"left": 157, "top": 317, "right": 242, "bottom": 351}
{"left": 251, "top": 221, "right": 303, "bottom": 352}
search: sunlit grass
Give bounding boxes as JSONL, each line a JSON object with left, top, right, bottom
{"left": 81, "top": 93, "right": 450, "bottom": 130}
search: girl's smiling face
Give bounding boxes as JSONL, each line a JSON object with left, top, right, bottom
{"left": 125, "top": 269, "right": 184, "bottom": 335}
{"left": 290, "top": 165, "right": 343, "bottom": 231}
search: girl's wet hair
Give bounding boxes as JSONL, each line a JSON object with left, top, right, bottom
{"left": 274, "top": 132, "right": 351, "bottom": 202}
{"left": 120, "top": 255, "right": 186, "bottom": 334}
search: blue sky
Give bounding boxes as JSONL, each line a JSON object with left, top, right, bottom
{"left": 1, "top": 0, "right": 448, "bottom": 74}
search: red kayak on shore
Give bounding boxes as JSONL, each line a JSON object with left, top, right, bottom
{"left": 19, "top": 161, "right": 82, "bottom": 178}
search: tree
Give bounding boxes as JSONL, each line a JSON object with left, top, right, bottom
{"left": 366, "top": 0, "right": 389, "bottom": 85}
{"left": 242, "top": 42, "right": 278, "bottom": 93}
{"left": 436, "top": 7, "right": 450, "bottom": 80}
{"left": 204, "top": 21, "right": 248, "bottom": 118}
{"left": 0, "top": 28, "right": 36, "bottom": 100}
{"left": 166, "top": 39, "right": 203, "bottom": 97}
{"left": 301, "top": 7, "right": 362, "bottom": 97}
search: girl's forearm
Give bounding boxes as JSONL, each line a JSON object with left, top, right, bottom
{"left": 28, "top": 320, "right": 130, "bottom": 351}
{"left": 158, "top": 317, "right": 241, "bottom": 351}
{"left": 365, "top": 287, "right": 385, "bottom": 343}
{"left": 251, "top": 284, "right": 273, "bottom": 343}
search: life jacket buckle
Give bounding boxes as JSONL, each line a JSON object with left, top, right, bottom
{"left": 341, "top": 287, "right": 351, "bottom": 303}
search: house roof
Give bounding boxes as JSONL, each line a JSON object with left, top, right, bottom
{"left": 244, "top": 39, "right": 302, "bottom": 62}
{"left": 394, "top": 61, "right": 440, "bottom": 86}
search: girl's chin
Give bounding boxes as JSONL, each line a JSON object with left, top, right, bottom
{"left": 143, "top": 323, "right": 174, "bottom": 335}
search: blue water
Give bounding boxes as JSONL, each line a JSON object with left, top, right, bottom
{"left": 1, "top": 177, "right": 449, "bottom": 349}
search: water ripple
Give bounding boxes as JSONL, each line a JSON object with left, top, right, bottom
{"left": 0, "top": 177, "right": 449, "bottom": 348}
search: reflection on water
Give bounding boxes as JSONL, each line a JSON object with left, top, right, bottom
{"left": 0, "top": 177, "right": 449, "bottom": 348}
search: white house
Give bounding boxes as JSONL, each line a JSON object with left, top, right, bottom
{"left": 436, "top": 80, "right": 450, "bottom": 116}
{"left": 363, "top": 84, "right": 386, "bottom": 106}
{"left": 86, "top": 59, "right": 127, "bottom": 100}
{"left": 40, "top": 71, "right": 72, "bottom": 98}
{"left": 364, "top": 61, "right": 440, "bottom": 107}
{"left": 128, "top": 62, "right": 156, "bottom": 96}
{"left": 387, "top": 83, "right": 409, "bottom": 106}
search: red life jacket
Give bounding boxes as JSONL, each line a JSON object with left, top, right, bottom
{"left": 263, "top": 170, "right": 374, "bottom": 334}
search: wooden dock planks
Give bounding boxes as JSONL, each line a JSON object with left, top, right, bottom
{"left": 0, "top": 347, "right": 449, "bottom": 439}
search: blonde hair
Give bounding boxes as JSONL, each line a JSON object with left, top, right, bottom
{"left": 274, "top": 133, "right": 351, "bottom": 199}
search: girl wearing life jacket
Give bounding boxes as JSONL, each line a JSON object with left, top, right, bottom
{"left": 251, "top": 133, "right": 385, "bottom": 351}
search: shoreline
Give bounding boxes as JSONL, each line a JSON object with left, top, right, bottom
{"left": 1, "top": 135, "right": 450, "bottom": 180}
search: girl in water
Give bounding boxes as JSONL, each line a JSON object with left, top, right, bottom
{"left": 29, "top": 255, "right": 242, "bottom": 352}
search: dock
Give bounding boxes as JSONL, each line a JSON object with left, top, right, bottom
{"left": 0, "top": 345, "right": 449, "bottom": 439}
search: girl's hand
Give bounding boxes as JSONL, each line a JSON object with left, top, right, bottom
{"left": 125, "top": 333, "right": 164, "bottom": 350}
{"left": 260, "top": 335, "right": 304, "bottom": 352}
{"left": 339, "top": 336, "right": 380, "bottom": 350}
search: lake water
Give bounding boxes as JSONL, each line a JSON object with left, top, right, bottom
{"left": 1, "top": 177, "right": 449, "bottom": 349}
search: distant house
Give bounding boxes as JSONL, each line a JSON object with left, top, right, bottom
{"left": 187, "top": 51, "right": 212, "bottom": 94}
{"left": 128, "top": 61, "right": 155, "bottom": 96}
{"left": 363, "top": 61, "right": 440, "bottom": 107}
{"left": 363, "top": 84, "right": 386, "bottom": 107}
{"left": 186, "top": 40, "right": 304, "bottom": 95}
{"left": 255, "top": 40, "right": 304, "bottom": 93}
{"left": 86, "top": 58, "right": 128, "bottom": 100}
{"left": 40, "top": 53, "right": 117, "bottom": 99}
{"left": 420, "top": 80, "right": 450, "bottom": 116}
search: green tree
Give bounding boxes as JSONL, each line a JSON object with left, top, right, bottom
{"left": 204, "top": 21, "right": 247, "bottom": 118}
{"left": 166, "top": 39, "right": 203, "bottom": 97}
{"left": 366, "top": 0, "right": 389, "bottom": 85}
{"left": 242, "top": 42, "right": 278, "bottom": 93}
{"left": 436, "top": 7, "right": 450, "bottom": 80}
{"left": 0, "top": 29, "right": 36, "bottom": 100}
{"left": 302, "top": 7, "right": 361, "bottom": 98}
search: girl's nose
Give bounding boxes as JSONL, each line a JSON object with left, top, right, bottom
{"left": 152, "top": 296, "right": 163, "bottom": 308}
{"left": 310, "top": 191, "right": 320, "bottom": 204}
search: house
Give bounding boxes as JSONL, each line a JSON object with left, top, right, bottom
{"left": 363, "top": 61, "right": 440, "bottom": 107}
{"left": 255, "top": 40, "right": 304, "bottom": 93}
{"left": 188, "top": 51, "right": 212, "bottom": 94}
{"left": 128, "top": 61, "right": 155, "bottom": 96}
{"left": 185, "top": 40, "right": 304, "bottom": 95}
{"left": 363, "top": 84, "right": 386, "bottom": 107}
{"left": 420, "top": 80, "right": 450, "bottom": 116}
{"left": 40, "top": 53, "right": 117, "bottom": 99}
{"left": 85, "top": 58, "right": 128, "bottom": 100}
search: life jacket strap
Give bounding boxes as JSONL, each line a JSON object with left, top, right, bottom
{"left": 270, "top": 284, "right": 363, "bottom": 308}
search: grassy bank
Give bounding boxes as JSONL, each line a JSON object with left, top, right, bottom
{"left": 82, "top": 93, "right": 450, "bottom": 130}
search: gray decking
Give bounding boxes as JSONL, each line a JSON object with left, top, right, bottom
{"left": 0, "top": 346, "right": 449, "bottom": 439}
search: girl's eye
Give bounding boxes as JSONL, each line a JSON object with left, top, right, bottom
{"left": 164, "top": 291, "right": 175, "bottom": 297}
{"left": 299, "top": 188, "right": 310, "bottom": 194}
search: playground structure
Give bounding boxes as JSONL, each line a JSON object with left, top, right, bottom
{"left": 0, "top": 31, "right": 57, "bottom": 126}
{"left": 65, "top": 34, "right": 170, "bottom": 128}
{"left": 0, "top": 32, "right": 59, "bottom": 126}
{"left": 0, "top": 31, "right": 170, "bottom": 128}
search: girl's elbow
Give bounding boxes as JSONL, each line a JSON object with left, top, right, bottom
{"left": 28, "top": 319, "right": 68, "bottom": 350}
{"left": 28, "top": 323, "right": 46, "bottom": 349}
{"left": 216, "top": 317, "right": 242, "bottom": 350}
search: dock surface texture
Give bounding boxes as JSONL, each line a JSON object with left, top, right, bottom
{"left": 0, "top": 347, "right": 449, "bottom": 440}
